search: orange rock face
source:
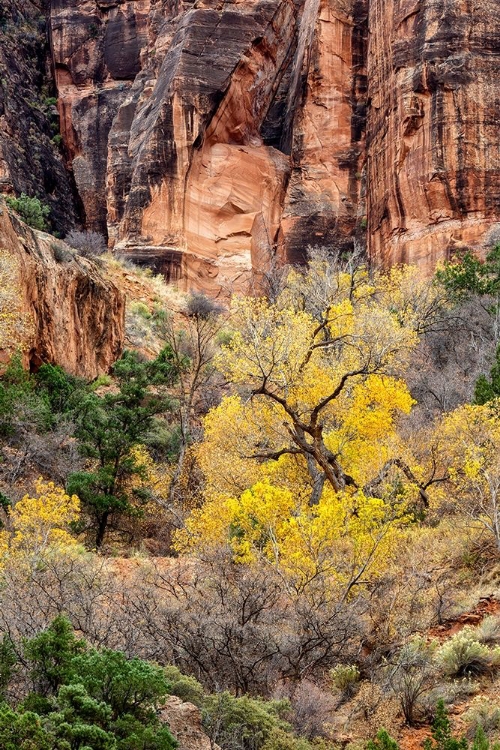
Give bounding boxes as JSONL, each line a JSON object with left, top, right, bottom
{"left": 366, "top": 0, "right": 500, "bottom": 268}
{"left": 49, "top": 0, "right": 500, "bottom": 290}
{"left": 280, "top": 0, "right": 367, "bottom": 263}
{"left": 0, "top": 205, "right": 124, "bottom": 379}
{"left": 49, "top": 0, "right": 368, "bottom": 293}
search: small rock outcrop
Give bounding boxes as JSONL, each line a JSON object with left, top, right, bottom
{"left": 160, "top": 696, "right": 221, "bottom": 750}
{"left": 0, "top": 205, "right": 124, "bottom": 379}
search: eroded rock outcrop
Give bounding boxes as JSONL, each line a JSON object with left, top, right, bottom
{"left": 48, "top": 0, "right": 500, "bottom": 290}
{"left": 160, "top": 697, "right": 221, "bottom": 750}
{"left": 0, "top": 203, "right": 124, "bottom": 378}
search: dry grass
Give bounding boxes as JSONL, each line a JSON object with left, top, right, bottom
{"left": 102, "top": 254, "right": 187, "bottom": 356}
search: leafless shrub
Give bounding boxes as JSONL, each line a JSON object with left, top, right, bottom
{"left": 0, "top": 547, "right": 418, "bottom": 704}
{"left": 65, "top": 230, "right": 107, "bottom": 258}
{"left": 404, "top": 296, "right": 495, "bottom": 424}
{"left": 384, "top": 637, "right": 437, "bottom": 726}
{"left": 186, "top": 292, "right": 224, "bottom": 319}
{"left": 286, "top": 680, "right": 338, "bottom": 739}
{"left": 0, "top": 419, "right": 83, "bottom": 499}
{"left": 116, "top": 551, "right": 367, "bottom": 695}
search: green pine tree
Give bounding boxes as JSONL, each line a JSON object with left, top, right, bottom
{"left": 474, "top": 344, "right": 500, "bottom": 404}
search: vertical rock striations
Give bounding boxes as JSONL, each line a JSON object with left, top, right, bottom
{"left": 366, "top": 0, "right": 500, "bottom": 267}
{"left": 279, "top": 0, "right": 368, "bottom": 264}
{"left": 47, "top": 0, "right": 500, "bottom": 288}
{"left": 0, "top": 0, "right": 78, "bottom": 234}
{"left": 49, "top": 0, "right": 367, "bottom": 293}
{"left": 50, "top": 0, "right": 151, "bottom": 236}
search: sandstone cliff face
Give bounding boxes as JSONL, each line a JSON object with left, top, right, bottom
{"left": 48, "top": 0, "right": 500, "bottom": 289}
{"left": 366, "top": 0, "right": 500, "bottom": 267}
{"left": 280, "top": 0, "right": 367, "bottom": 264}
{"left": 0, "top": 203, "right": 124, "bottom": 378}
{"left": 49, "top": 0, "right": 367, "bottom": 294}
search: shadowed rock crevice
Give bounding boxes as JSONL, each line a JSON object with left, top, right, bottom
{"left": 0, "top": 0, "right": 79, "bottom": 234}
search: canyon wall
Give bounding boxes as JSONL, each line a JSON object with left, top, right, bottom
{"left": 47, "top": 0, "right": 500, "bottom": 292}
{"left": 0, "top": 0, "right": 78, "bottom": 234}
{"left": 366, "top": 0, "right": 500, "bottom": 267}
{"left": 49, "top": 0, "right": 366, "bottom": 294}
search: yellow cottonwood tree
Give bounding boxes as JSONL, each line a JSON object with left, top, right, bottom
{"left": 0, "top": 479, "right": 80, "bottom": 566}
{"left": 177, "top": 262, "right": 434, "bottom": 585}
{"left": 198, "top": 271, "right": 418, "bottom": 503}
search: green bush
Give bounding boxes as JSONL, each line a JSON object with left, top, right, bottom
{"left": 330, "top": 664, "right": 360, "bottom": 696}
{"left": 130, "top": 301, "right": 152, "bottom": 319}
{"left": 463, "top": 697, "right": 500, "bottom": 737}
{"left": 366, "top": 729, "right": 399, "bottom": 750}
{"left": 202, "top": 692, "right": 291, "bottom": 750}
{"left": 368, "top": 703, "right": 500, "bottom": 750}
{"left": 423, "top": 699, "right": 467, "bottom": 750}
{"left": 475, "top": 617, "right": 500, "bottom": 646}
{"left": 51, "top": 241, "right": 73, "bottom": 263}
{"left": 261, "top": 727, "right": 316, "bottom": 750}
{"left": 35, "top": 362, "right": 83, "bottom": 415}
{"left": 0, "top": 354, "right": 53, "bottom": 437}
{"left": 2, "top": 616, "right": 177, "bottom": 750}
{"left": 437, "top": 629, "right": 500, "bottom": 678}
{"left": 6, "top": 193, "right": 50, "bottom": 231}
{"left": 163, "top": 665, "right": 205, "bottom": 707}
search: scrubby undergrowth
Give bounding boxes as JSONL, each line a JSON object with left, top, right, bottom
{"left": 2, "top": 249, "right": 500, "bottom": 748}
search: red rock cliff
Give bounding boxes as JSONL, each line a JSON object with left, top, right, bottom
{"left": 0, "top": 203, "right": 125, "bottom": 379}
{"left": 366, "top": 0, "right": 500, "bottom": 267}
{"left": 48, "top": 0, "right": 500, "bottom": 290}
{"left": 49, "top": 0, "right": 366, "bottom": 293}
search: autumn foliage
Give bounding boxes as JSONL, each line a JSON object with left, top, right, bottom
{"left": 2, "top": 251, "right": 500, "bottom": 749}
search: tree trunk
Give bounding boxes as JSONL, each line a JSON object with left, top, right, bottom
{"left": 95, "top": 511, "right": 109, "bottom": 549}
